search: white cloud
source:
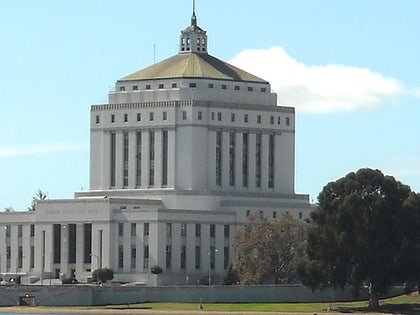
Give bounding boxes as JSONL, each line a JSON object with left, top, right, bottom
{"left": 229, "top": 47, "right": 404, "bottom": 113}
{"left": 0, "top": 142, "right": 88, "bottom": 158}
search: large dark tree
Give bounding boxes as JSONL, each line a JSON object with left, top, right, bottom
{"left": 297, "top": 168, "right": 420, "bottom": 310}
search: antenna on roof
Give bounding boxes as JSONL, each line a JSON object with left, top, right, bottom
{"left": 191, "top": 0, "right": 197, "bottom": 26}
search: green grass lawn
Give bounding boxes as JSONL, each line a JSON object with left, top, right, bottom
{"left": 105, "top": 292, "right": 420, "bottom": 313}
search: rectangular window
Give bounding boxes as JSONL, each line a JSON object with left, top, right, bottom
{"left": 231, "top": 113, "right": 235, "bottom": 122}
{"left": 224, "top": 247, "right": 229, "bottom": 269}
{"left": 123, "top": 132, "right": 129, "bottom": 187}
{"left": 224, "top": 225, "right": 230, "bottom": 238}
{"left": 6, "top": 246, "right": 11, "bottom": 269}
{"left": 162, "top": 111, "right": 167, "bottom": 120}
{"left": 133, "top": 85, "right": 138, "bottom": 90}
{"left": 144, "top": 222, "right": 149, "bottom": 236}
{"left": 195, "top": 224, "right": 201, "bottom": 237}
{"left": 111, "top": 114, "right": 115, "bottom": 123}
{"left": 261, "top": 87, "right": 266, "bottom": 92}
{"left": 210, "top": 246, "right": 215, "bottom": 270}
{"left": 180, "top": 246, "right": 186, "bottom": 269}
{"left": 137, "top": 113, "right": 142, "bottom": 121}
{"left": 149, "top": 112, "right": 154, "bottom": 121}
{"left": 216, "top": 131, "right": 222, "bottom": 186}
{"left": 118, "top": 246, "right": 124, "bottom": 269}
{"left": 277, "top": 116, "right": 281, "bottom": 125}
{"left": 248, "top": 86, "right": 253, "bottom": 92}
{"left": 144, "top": 246, "right": 149, "bottom": 269}
{"left": 221, "top": 84, "right": 227, "bottom": 90}
{"left": 68, "top": 224, "right": 76, "bottom": 264}
{"left": 211, "top": 112, "right": 215, "bottom": 120}
{"left": 257, "top": 115, "right": 261, "bottom": 124}
{"left": 136, "top": 131, "right": 142, "bottom": 186}
{"left": 53, "top": 224, "right": 61, "bottom": 264}
{"left": 146, "top": 84, "right": 151, "bottom": 90}
{"left": 256, "top": 133, "right": 262, "bottom": 188}
{"left": 270, "top": 116, "right": 274, "bottom": 124}
{"left": 268, "top": 134, "right": 275, "bottom": 188}
{"left": 110, "top": 132, "right": 116, "bottom": 187}
{"left": 189, "top": 82, "right": 197, "bottom": 88}
{"left": 166, "top": 245, "right": 172, "bottom": 268}
{"left": 273, "top": 211, "right": 277, "bottom": 218}
{"left": 30, "top": 246, "right": 35, "bottom": 268}
{"left": 182, "top": 111, "right": 187, "bottom": 120}
{"left": 5, "top": 225, "right": 10, "bottom": 237}
{"left": 166, "top": 223, "right": 172, "bottom": 236}
{"left": 210, "top": 224, "right": 216, "bottom": 238}
{"left": 119, "top": 86, "right": 125, "bottom": 91}
{"left": 18, "top": 224, "right": 22, "bottom": 237}
{"left": 286, "top": 117, "right": 290, "bottom": 126}
{"left": 118, "top": 223, "right": 124, "bottom": 237}
{"left": 18, "top": 246, "right": 23, "bottom": 269}
{"left": 208, "top": 83, "right": 214, "bottom": 88}
{"left": 131, "top": 247, "right": 136, "bottom": 269}
{"left": 124, "top": 113, "right": 128, "bottom": 122}
{"left": 299, "top": 212, "right": 303, "bottom": 219}
{"left": 131, "top": 223, "right": 136, "bottom": 236}
{"left": 234, "top": 85, "right": 240, "bottom": 91}
{"left": 84, "top": 224, "right": 92, "bottom": 264}
{"left": 195, "top": 246, "right": 201, "bottom": 269}
{"left": 244, "top": 114, "right": 248, "bottom": 123}
{"left": 229, "top": 132, "right": 235, "bottom": 186}
{"left": 197, "top": 111, "right": 202, "bottom": 120}
{"left": 181, "top": 223, "right": 187, "bottom": 237}
{"left": 96, "top": 115, "right": 100, "bottom": 124}
{"left": 149, "top": 131, "right": 155, "bottom": 186}
{"left": 159, "top": 83, "right": 164, "bottom": 89}
{"left": 30, "top": 224, "right": 35, "bottom": 237}
{"left": 242, "top": 133, "right": 249, "bottom": 187}
{"left": 162, "top": 130, "right": 168, "bottom": 186}
{"left": 172, "top": 83, "right": 177, "bottom": 88}
{"left": 217, "top": 112, "right": 222, "bottom": 121}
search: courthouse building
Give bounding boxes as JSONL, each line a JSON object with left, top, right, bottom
{"left": 0, "top": 10, "right": 311, "bottom": 285}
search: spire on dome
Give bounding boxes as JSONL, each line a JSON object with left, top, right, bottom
{"left": 191, "top": 0, "right": 197, "bottom": 27}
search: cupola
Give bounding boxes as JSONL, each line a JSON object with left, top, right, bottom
{"left": 180, "top": 1, "right": 207, "bottom": 53}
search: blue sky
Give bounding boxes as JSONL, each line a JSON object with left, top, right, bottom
{"left": 1, "top": 0, "right": 419, "bottom": 209}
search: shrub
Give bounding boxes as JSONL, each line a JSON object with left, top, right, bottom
{"left": 62, "top": 278, "right": 78, "bottom": 284}
{"left": 151, "top": 265, "right": 163, "bottom": 274}
{"left": 92, "top": 268, "right": 114, "bottom": 283}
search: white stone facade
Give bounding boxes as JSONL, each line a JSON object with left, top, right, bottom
{"left": 0, "top": 11, "right": 311, "bottom": 286}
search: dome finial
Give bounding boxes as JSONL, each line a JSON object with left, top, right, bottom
{"left": 191, "top": 0, "right": 197, "bottom": 26}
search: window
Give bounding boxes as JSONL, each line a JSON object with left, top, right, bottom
{"left": 159, "top": 83, "right": 164, "bottom": 89}
{"left": 210, "top": 246, "right": 215, "bottom": 270}
{"left": 166, "top": 245, "right": 172, "bottom": 268}
{"left": 277, "top": 116, "right": 281, "bottom": 125}
{"left": 149, "top": 131, "right": 155, "bottom": 186}
{"left": 273, "top": 211, "right": 277, "bottom": 218}
{"left": 30, "top": 246, "right": 35, "bottom": 268}
{"left": 136, "top": 131, "right": 142, "bottom": 186}
{"left": 133, "top": 85, "right": 138, "bottom": 90}
{"left": 195, "top": 224, "right": 201, "bottom": 237}
{"left": 166, "top": 223, "right": 172, "bottom": 236}
{"left": 123, "top": 132, "right": 129, "bottom": 186}
{"left": 244, "top": 114, "right": 248, "bottom": 123}
{"left": 210, "top": 224, "right": 216, "bottom": 238}
{"left": 217, "top": 112, "right": 222, "bottom": 121}
{"left": 118, "top": 223, "right": 124, "bottom": 237}
{"left": 96, "top": 115, "right": 100, "bottom": 124}
{"left": 149, "top": 112, "right": 154, "bottom": 121}
{"left": 182, "top": 111, "right": 187, "bottom": 120}
{"left": 144, "top": 246, "right": 149, "bottom": 269}
{"left": 131, "top": 247, "right": 136, "bottom": 269}
{"left": 111, "top": 114, "right": 115, "bottom": 123}
{"left": 211, "top": 112, "right": 215, "bottom": 120}
{"left": 208, "top": 83, "right": 214, "bottom": 88}
{"left": 189, "top": 82, "right": 197, "bottom": 88}
{"left": 248, "top": 86, "right": 253, "bottom": 92}
{"left": 131, "top": 223, "right": 136, "bottom": 236}
{"left": 221, "top": 84, "right": 227, "bottom": 90}
{"left": 242, "top": 132, "right": 249, "bottom": 187}
{"left": 110, "top": 132, "right": 116, "bottom": 186}
{"left": 124, "top": 114, "right": 128, "bottom": 122}
{"left": 229, "top": 132, "right": 235, "bottom": 186}
{"left": 119, "top": 86, "right": 125, "bottom": 91}
{"left": 144, "top": 222, "right": 149, "bottom": 236}
{"left": 162, "top": 130, "right": 168, "bottom": 186}
{"left": 268, "top": 134, "right": 275, "bottom": 188}
{"left": 137, "top": 113, "right": 141, "bottom": 121}
{"left": 256, "top": 133, "right": 262, "bottom": 188}
{"left": 234, "top": 85, "right": 240, "bottom": 91}
{"left": 162, "top": 111, "right": 167, "bottom": 120}
{"left": 261, "top": 87, "right": 266, "bottom": 92}
{"left": 216, "top": 131, "right": 222, "bottom": 186}
{"left": 270, "top": 116, "right": 274, "bottom": 124}
{"left": 286, "top": 117, "right": 290, "bottom": 126}
{"left": 224, "top": 225, "right": 230, "bottom": 238}
{"left": 197, "top": 111, "right": 202, "bottom": 120}
{"left": 195, "top": 246, "right": 201, "bottom": 269}
{"left": 181, "top": 223, "right": 187, "bottom": 237}
{"left": 18, "top": 246, "right": 23, "bottom": 269}
{"left": 172, "top": 83, "right": 177, "bottom": 88}
{"left": 231, "top": 113, "right": 235, "bottom": 122}
{"left": 18, "top": 224, "right": 22, "bottom": 237}
{"left": 257, "top": 115, "right": 261, "bottom": 124}
{"left": 118, "top": 246, "right": 124, "bottom": 268}
{"left": 299, "top": 212, "right": 303, "bottom": 219}
{"left": 30, "top": 224, "right": 35, "bottom": 237}
{"left": 224, "top": 247, "right": 229, "bottom": 269}
{"left": 146, "top": 84, "right": 151, "bottom": 90}
{"left": 180, "top": 246, "right": 186, "bottom": 269}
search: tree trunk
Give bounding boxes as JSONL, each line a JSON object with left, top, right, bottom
{"left": 368, "top": 282, "right": 380, "bottom": 310}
